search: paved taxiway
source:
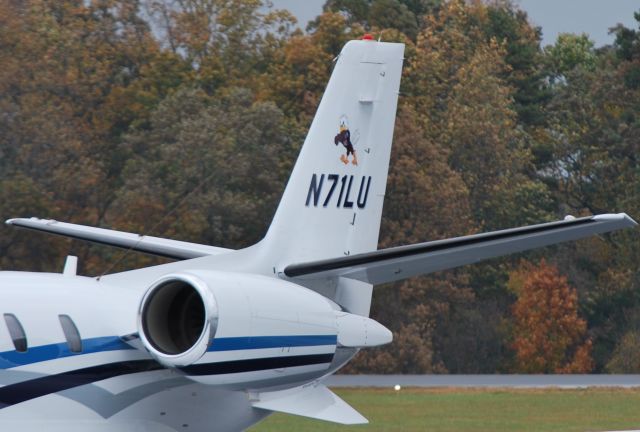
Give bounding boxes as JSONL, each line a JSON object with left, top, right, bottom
{"left": 325, "top": 374, "right": 640, "bottom": 388}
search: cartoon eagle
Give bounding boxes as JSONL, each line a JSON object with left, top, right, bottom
{"left": 334, "top": 117, "right": 358, "bottom": 166}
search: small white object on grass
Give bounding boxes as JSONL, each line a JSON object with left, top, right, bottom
{"left": 394, "top": 384, "right": 401, "bottom": 391}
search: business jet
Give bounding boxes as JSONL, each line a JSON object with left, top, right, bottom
{"left": 0, "top": 37, "right": 635, "bottom": 431}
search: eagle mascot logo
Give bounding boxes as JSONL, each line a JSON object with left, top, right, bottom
{"left": 334, "top": 116, "right": 358, "bottom": 166}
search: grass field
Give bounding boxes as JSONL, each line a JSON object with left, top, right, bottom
{"left": 251, "top": 387, "right": 640, "bottom": 431}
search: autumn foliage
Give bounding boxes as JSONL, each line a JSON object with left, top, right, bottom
{"left": 510, "top": 260, "right": 594, "bottom": 373}
{"left": 1, "top": 0, "right": 640, "bottom": 373}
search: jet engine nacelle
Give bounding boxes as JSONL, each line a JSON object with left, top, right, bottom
{"left": 138, "top": 270, "right": 392, "bottom": 388}
{"left": 137, "top": 270, "right": 340, "bottom": 373}
{"left": 138, "top": 272, "right": 219, "bottom": 368}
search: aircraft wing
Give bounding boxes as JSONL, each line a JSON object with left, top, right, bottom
{"left": 5, "top": 217, "right": 232, "bottom": 260}
{"left": 284, "top": 213, "right": 637, "bottom": 285}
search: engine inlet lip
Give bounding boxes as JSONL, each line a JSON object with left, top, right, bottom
{"left": 137, "top": 273, "right": 218, "bottom": 367}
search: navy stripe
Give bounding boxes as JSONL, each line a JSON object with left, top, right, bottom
{"left": 208, "top": 335, "right": 337, "bottom": 351}
{"left": 181, "top": 353, "right": 334, "bottom": 376}
{"left": 0, "top": 354, "right": 334, "bottom": 409}
{"left": 0, "top": 360, "right": 161, "bottom": 409}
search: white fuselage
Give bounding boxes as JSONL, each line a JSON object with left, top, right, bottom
{"left": 0, "top": 268, "right": 358, "bottom": 431}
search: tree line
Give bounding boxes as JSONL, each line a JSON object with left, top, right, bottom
{"left": 1, "top": 0, "right": 639, "bottom": 373}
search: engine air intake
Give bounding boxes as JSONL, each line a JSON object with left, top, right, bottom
{"left": 142, "top": 280, "right": 205, "bottom": 354}
{"left": 138, "top": 273, "right": 218, "bottom": 367}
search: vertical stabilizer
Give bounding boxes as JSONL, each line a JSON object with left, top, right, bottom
{"left": 262, "top": 40, "right": 404, "bottom": 278}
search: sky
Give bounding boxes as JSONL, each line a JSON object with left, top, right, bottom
{"left": 515, "top": 0, "right": 638, "bottom": 47}
{"left": 271, "top": 0, "right": 639, "bottom": 47}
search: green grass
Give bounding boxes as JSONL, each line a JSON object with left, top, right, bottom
{"left": 251, "top": 387, "right": 640, "bottom": 431}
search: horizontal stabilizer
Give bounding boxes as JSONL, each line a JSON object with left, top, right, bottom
{"left": 252, "top": 383, "right": 368, "bottom": 425}
{"left": 6, "top": 217, "right": 232, "bottom": 260}
{"left": 284, "top": 213, "right": 637, "bottom": 284}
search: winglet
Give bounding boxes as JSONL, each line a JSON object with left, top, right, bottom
{"left": 251, "top": 383, "right": 368, "bottom": 425}
{"left": 592, "top": 212, "right": 638, "bottom": 227}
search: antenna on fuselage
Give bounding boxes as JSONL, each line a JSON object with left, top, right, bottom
{"left": 63, "top": 255, "right": 78, "bottom": 276}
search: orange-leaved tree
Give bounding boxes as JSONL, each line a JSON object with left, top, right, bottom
{"left": 509, "top": 259, "right": 594, "bottom": 373}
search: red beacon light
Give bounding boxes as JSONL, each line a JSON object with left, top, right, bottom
{"left": 362, "top": 34, "right": 374, "bottom": 41}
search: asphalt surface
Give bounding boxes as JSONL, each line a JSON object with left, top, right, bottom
{"left": 324, "top": 374, "right": 640, "bottom": 388}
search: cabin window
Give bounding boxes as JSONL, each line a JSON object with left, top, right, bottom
{"left": 58, "top": 315, "right": 82, "bottom": 353}
{"left": 3, "top": 313, "right": 27, "bottom": 352}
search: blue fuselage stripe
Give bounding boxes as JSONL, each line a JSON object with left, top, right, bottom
{"left": 208, "top": 335, "right": 338, "bottom": 351}
{"left": 0, "top": 334, "right": 337, "bottom": 369}
{"left": 0, "top": 336, "right": 133, "bottom": 369}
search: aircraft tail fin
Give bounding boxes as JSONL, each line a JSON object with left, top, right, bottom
{"left": 261, "top": 39, "right": 404, "bottom": 272}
